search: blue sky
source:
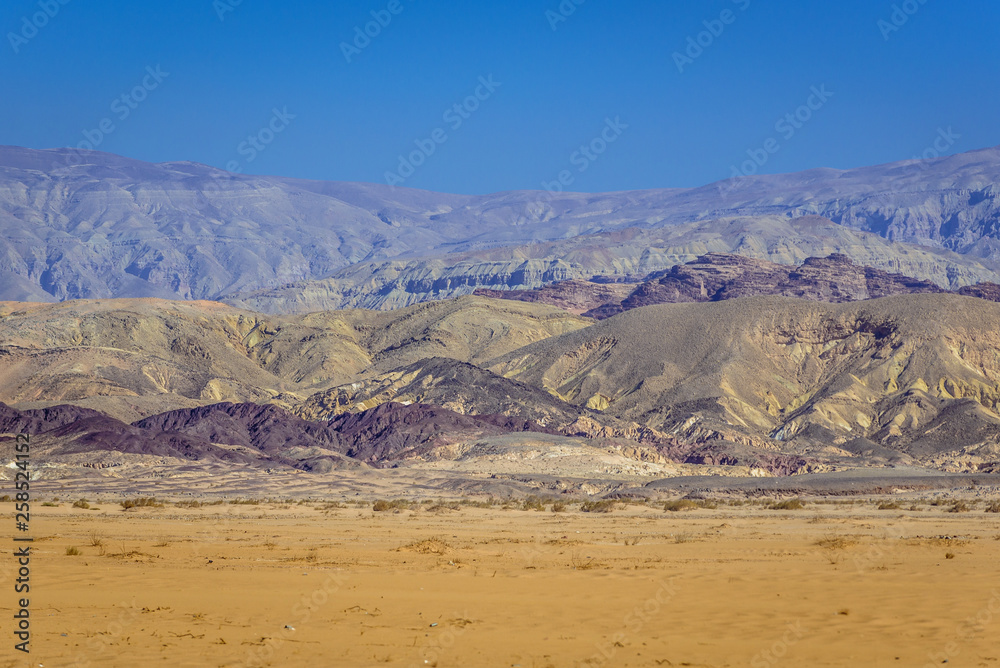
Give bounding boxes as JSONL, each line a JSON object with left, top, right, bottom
{"left": 2, "top": 0, "right": 998, "bottom": 194}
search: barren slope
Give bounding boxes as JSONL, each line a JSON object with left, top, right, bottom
{"left": 488, "top": 293, "right": 1000, "bottom": 466}
{"left": 0, "top": 296, "right": 588, "bottom": 421}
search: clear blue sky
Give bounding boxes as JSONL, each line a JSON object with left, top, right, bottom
{"left": 3, "top": 0, "right": 998, "bottom": 194}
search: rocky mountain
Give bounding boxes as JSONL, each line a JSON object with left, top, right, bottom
{"left": 0, "top": 400, "right": 563, "bottom": 473}
{"left": 326, "top": 402, "right": 553, "bottom": 466}
{"left": 223, "top": 215, "right": 1000, "bottom": 313}
{"left": 0, "top": 295, "right": 587, "bottom": 422}
{"left": 487, "top": 293, "right": 1000, "bottom": 470}
{"left": 476, "top": 252, "right": 962, "bottom": 318}
{"left": 132, "top": 401, "right": 344, "bottom": 455}
{"left": 4, "top": 145, "right": 1000, "bottom": 309}
{"left": 3, "top": 293, "right": 1000, "bottom": 475}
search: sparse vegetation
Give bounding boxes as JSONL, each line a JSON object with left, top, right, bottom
{"left": 877, "top": 501, "right": 901, "bottom": 510}
{"left": 398, "top": 539, "right": 450, "bottom": 555}
{"left": 175, "top": 500, "right": 204, "bottom": 508}
{"left": 571, "top": 554, "right": 601, "bottom": 570}
{"left": 580, "top": 499, "right": 617, "bottom": 513}
{"left": 373, "top": 499, "right": 412, "bottom": 512}
{"left": 120, "top": 497, "right": 163, "bottom": 509}
{"left": 768, "top": 498, "right": 806, "bottom": 510}
{"left": 815, "top": 537, "right": 857, "bottom": 550}
{"left": 663, "top": 499, "right": 698, "bottom": 512}
{"left": 947, "top": 501, "right": 970, "bottom": 513}
{"left": 316, "top": 502, "right": 346, "bottom": 511}
{"left": 72, "top": 499, "right": 91, "bottom": 509}
{"left": 985, "top": 501, "right": 1000, "bottom": 513}
{"left": 521, "top": 496, "right": 546, "bottom": 512}
{"left": 551, "top": 501, "right": 567, "bottom": 513}
{"left": 427, "top": 501, "right": 461, "bottom": 512}
{"left": 460, "top": 498, "right": 497, "bottom": 509}
{"left": 663, "top": 498, "right": 718, "bottom": 512}
{"left": 65, "top": 546, "right": 81, "bottom": 556}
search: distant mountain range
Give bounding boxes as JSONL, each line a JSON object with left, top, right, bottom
{"left": 475, "top": 251, "right": 1000, "bottom": 318}
{"left": 4, "top": 293, "right": 1000, "bottom": 476}
{"left": 2, "top": 144, "right": 1000, "bottom": 310}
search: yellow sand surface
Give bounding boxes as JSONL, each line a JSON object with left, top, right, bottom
{"left": 3, "top": 501, "right": 1000, "bottom": 667}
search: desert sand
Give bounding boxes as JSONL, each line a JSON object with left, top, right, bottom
{"left": 3, "top": 496, "right": 999, "bottom": 668}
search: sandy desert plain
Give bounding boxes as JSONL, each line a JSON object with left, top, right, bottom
{"left": 2, "top": 470, "right": 1000, "bottom": 668}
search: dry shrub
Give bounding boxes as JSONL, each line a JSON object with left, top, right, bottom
{"left": 581, "top": 499, "right": 617, "bottom": 513}
{"left": 120, "top": 497, "right": 163, "bottom": 509}
{"left": 373, "top": 499, "right": 411, "bottom": 512}
{"left": 815, "top": 536, "right": 857, "bottom": 550}
{"left": 768, "top": 498, "right": 806, "bottom": 510}
{"left": 663, "top": 498, "right": 717, "bottom": 512}
{"left": 521, "top": 496, "right": 547, "bottom": 512}
{"left": 948, "top": 501, "right": 970, "bottom": 513}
